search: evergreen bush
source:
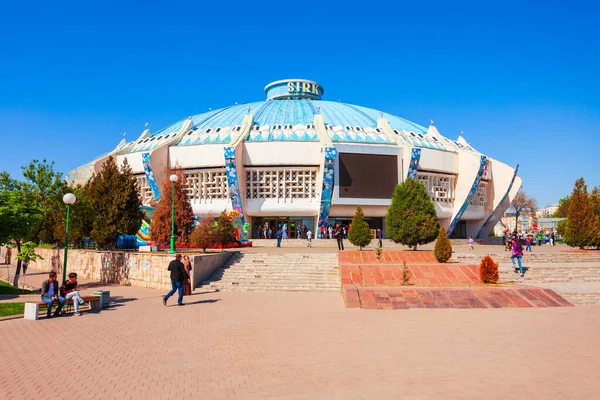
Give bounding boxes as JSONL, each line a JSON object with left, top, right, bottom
{"left": 348, "top": 205, "right": 372, "bottom": 250}
{"left": 433, "top": 226, "right": 452, "bottom": 263}
{"left": 479, "top": 255, "right": 499, "bottom": 284}
{"left": 386, "top": 179, "right": 440, "bottom": 250}
{"left": 190, "top": 217, "right": 215, "bottom": 253}
{"left": 564, "top": 178, "right": 595, "bottom": 249}
{"left": 214, "top": 211, "right": 236, "bottom": 250}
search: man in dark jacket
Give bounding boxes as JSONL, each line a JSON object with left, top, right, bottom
{"left": 41, "top": 271, "right": 66, "bottom": 318}
{"left": 163, "top": 254, "right": 189, "bottom": 306}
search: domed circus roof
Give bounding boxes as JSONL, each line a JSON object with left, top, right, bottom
{"left": 123, "top": 79, "right": 470, "bottom": 154}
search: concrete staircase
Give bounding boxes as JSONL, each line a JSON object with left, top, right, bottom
{"left": 202, "top": 253, "right": 341, "bottom": 292}
{"left": 454, "top": 252, "right": 600, "bottom": 264}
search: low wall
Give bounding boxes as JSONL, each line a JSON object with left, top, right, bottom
{"left": 31, "top": 249, "right": 235, "bottom": 291}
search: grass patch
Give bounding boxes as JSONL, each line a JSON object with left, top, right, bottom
{"left": 0, "top": 303, "right": 25, "bottom": 317}
{"left": 0, "top": 281, "right": 38, "bottom": 295}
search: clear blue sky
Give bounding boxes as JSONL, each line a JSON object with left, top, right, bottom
{"left": 1, "top": 0, "right": 598, "bottom": 206}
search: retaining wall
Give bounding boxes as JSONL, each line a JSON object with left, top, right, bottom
{"left": 31, "top": 249, "right": 235, "bottom": 291}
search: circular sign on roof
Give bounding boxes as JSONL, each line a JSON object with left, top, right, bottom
{"left": 264, "top": 79, "right": 324, "bottom": 101}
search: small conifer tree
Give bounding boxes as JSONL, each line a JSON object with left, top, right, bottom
{"left": 589, "top": 186, "right": 600, "bottom": 249}
{"left": 386, "top": 178, "right": 440, "bottom": 250}
{"left": 151, "top": 168, "right": 195, "bottom": 246}
{"left": 348, "top": 205, "right": 372, "bottom": 250}
{"left": 214, "top": 210, "right": 236, "bottom": 250}
{"left": 433, "top": 226, "right": 452, "bottom": 263}
{"left": 479, "top": 255, "right": 499, "bottom": 284}
{"left": 190, "top": 217, "right": 215, "bottom": 253}
{"left": 564, "top": 178, "right": 595, "bottom": 249}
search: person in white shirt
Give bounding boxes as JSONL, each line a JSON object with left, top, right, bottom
{"left": 307, "top": 229, "right": 312, "bottom": 247}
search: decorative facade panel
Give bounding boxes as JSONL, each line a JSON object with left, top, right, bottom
{"left": 135, "top": 174, "right": 154, "bottom": 206}
{"left": 470, "top": 181, "right": 488, "bottom": 206}
{"left": 416, "top": 172, "right": 456, "bottom": 203}
{"left": 245, "top": 167, "right": 318, "bottom": 200}
{"left": 183, "top": 169, "right": 228, "bottom": 201}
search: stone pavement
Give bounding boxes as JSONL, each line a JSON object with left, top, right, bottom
{"left": 1, "top": 285, "right": 599, "bottom": 399}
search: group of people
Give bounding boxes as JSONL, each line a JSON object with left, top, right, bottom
{"left": 163, "top": 254, "right": 193, "bottom": 306}
{"left": 40, "top": 272, "right": 86, "bottom": 318}
{"left": 318, "top": 224, "right": 349, "bottom": 240}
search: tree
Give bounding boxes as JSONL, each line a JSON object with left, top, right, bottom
{"left": 589, "top": 186, "right": 600, "bottom": 249}
{"left": 150, "top": 168, "right": 195, "bottom": 246}
{"left": 564, "top": 178, "right": 595, "bottom": 249}
{"left": 510, "top": 190, "right": 537, "bottom": 231}
{"left": 347, "top": 205, "right": 372, "bottom": 250}
{"left": 433, "top": 226, "right": 452, "bottom": 263}
{"left": 85, "top": 157, "right": 143, "bottom": 249}
{"left": 479, "top": 255, "right": 499, "bottom": 284}
{"left": 0, "top": 190, "right": 42, "bottom": 286}
{"left": 386, "top": 178, "right": 440, "bottom": 250}
{"left": 214, "top": 211, "right": 236, "bottom": 250}
{"left": 552, "top": 195, "right": 570, "bottom": 218}
{"left": 53, "top": 185, "right": 94, "bottom": 248}
{"left": 190, "top": 217, "right": 215, "bottom": 253}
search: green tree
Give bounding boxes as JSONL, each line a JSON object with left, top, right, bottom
{"left": 190, "top": 217, "right": 215, "bottom": 253}
{"left": 347, "top": 205, "right": 372, "bottom": 250}
{"left": 53, "top": 185, "right": 95, "bottom": 248}
{"left": 0, "top": 190, "right": 42, "bottom": 286}
{"left": 85, "top": 156, "right": 143, "bottom": 249}
{"left": 564, "top": 178, "right": 595, "bottom": 249}
{"left": 214, "top": 211, "right": 236, "bottom": 251}
{"left": 386, "top": 178, "right": 440, "bottom": 250}
{"left": 150, "top": 169, "right": 195, "bottom": 246}
{"left": 17, "top": 241, "right": 44, "bottom": 264}
{"left": 433, "top": 226, "right": 452, "bottom": 263}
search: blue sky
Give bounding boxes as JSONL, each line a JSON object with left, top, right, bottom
{"left": 1, "top": 0, "right": 598, "bottom": 206}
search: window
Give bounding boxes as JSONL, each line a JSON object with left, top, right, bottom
{"left": 183, "top": 169, "right": 229, "bottom": 201}
{"left": 245, "top": 168, "right": 318, "bottom": 200}
{"left": 470, "top": 181, "right": 488, "bottom": 207}
{"left": 416, "top": 172, "right": 456, "bottom": 203}
{"left": 206, "top": 128, "right": 212, "bottom": 134}
{"left": 215, "top": 128, "right": 221, "bottom": 133}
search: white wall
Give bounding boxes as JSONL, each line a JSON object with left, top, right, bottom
{"left": 243, "top": 142, "right": 322, "bottom": 165}
{"left": 191, "top": 199, "right": 231, "bottom": 216}
{"left": 245, "top": 198, "right": 319, "bottom": 216}
{"left": 419, "top": 148, "right": 458, "bottom": 174}
{"left": 116, "top": 153, "right": 144, "bottom": 174}
{"left": 169, "top": 145, "right": 226, "bottom": 168}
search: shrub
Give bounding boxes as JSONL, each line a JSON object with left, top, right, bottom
{"left": 402, "top": 261, "right": 411, "bottom": 285}
{"left": 386, "top": 179, "right": 439, "bottom": 250}
{"left": 347, "top": 205, "right": 372, "bottom": 250}
{"left": 373, "top": 247, "right": 383, "bottom": 260}
{"left": 433, "top": 226, "right": 452, "bottom": 263}
{"left": 479, "top": 255, "right": 499, "bottom": 284}
{"left": 214, "top": 211, "right": 236, "bottom": 251}
{"left": 190, "top": 217, "right": 215, "bottom": 253}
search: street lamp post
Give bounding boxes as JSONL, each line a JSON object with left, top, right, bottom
{"left": 62, "top": 193, "right": 77, "bottom": 282}
{"left": 169, "top": 174, "right": 178, "bottom": 254}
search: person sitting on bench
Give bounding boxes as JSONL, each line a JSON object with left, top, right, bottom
{"left": 60, "top": 272, "right": 85, "bottom": 316}
{"left": 41, "top": 271, "right": 66, "bottom": 318}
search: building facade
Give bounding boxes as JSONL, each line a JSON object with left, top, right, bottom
{"left": 67, "top": 79, "right": 522, "bottom": 240}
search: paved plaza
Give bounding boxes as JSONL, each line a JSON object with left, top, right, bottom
{"left": 0, "top": 268, "right": 599, "bottom": 399}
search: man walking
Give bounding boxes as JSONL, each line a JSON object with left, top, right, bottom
{"left": 525, "top": 236, "right": 532, "bottom": 252}
{"left": 276, "top": 228, "right": 283, "bottom": 248}
{"left": 307, "top": 228, "right": 312, "bottom": 247}
{"left": 376, "top": 228, "right": 383, "bottom": 248}
{"left": 335, "top": 224, "right": 344, "bottom": 251}
{"left": 41, "top": 272, "right": 66, "bottom": 318}
{"left": 163, "top": 254, "right": 189, "bottom": 306}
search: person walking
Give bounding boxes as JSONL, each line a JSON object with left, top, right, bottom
{"left": 328, "top": 225, "right": 333, "bottom": 240}
{"left": 276, "top": 228, "right": 283, "bottom": 248}
{"left": 376, "top": 228, "right": 383, "bottom": 248}
{"left": 468, "top": 236, "right": 474, "bottom": 250}
{"left": 307, "top": 229, "right": 312, "bottom": 247}
{"left": 511, "top": 237, "right": 526, "bottom": 277}
{"left": 4, "top": 246, "right": 11, "bottom": 265}
{"left": 182, "top": 255, "right": 192, "bottom": 296}
{"left": 163, "top": 254, "right": 189, "bottom": 306}
{"left": 320, "top": 225, "right": 325, "bottom": 240}
{"left": 335, "top": 224, "right": 344, "bottom": 251}
{"left": 537, "top": 233, "right": 542, "bottom": 246}
{"left": 550, "top": 232, "right": 555, "bottom": 246}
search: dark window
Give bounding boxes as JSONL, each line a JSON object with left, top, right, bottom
{"left": 339, "top": 153, "right": 398, "bottom": 199}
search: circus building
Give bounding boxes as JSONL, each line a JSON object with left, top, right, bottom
{"left": 67, "top": 79, "right": 521, "bottom": 241}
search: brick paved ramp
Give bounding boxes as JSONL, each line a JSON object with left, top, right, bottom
{"left": 0, "top": 288, "right": 599, "bottom": 399}
{"left": 343, "top": 285, "right": 573, "bottom": 309}
{"left": 341, "top": 264, "right": 481, "bottom": 286}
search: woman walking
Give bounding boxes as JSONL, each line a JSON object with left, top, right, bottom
{"left": 182, "top": 255, "right": 193, "bottom": 296}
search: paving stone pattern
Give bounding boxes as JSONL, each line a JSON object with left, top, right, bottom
{"left": 341, "top": 264, "right": 481, "bottom": 286}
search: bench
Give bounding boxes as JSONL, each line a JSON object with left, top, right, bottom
{"left": 24, "top": 295, "right": 102, "bottom": 320}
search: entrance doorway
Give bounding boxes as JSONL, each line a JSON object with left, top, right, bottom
{"left": 252, "top": 217, "right": 315, "bottom": 239}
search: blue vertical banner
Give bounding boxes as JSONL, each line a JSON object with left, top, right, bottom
{"left": 224, "top": 147, "right": 247, "bottom": 241}
{"left": 447, "top": 155, "right": 488, "bottom": 236}
{"left": 406, "top": 148, "right": 421, "bottom": 180}
{"left": 142, "top": 153, "right": 160, "bottom": 202}
{"left": 476, "top": 164, "right": 519, "bottom": 239}
{"left": 317, "top": 147, "right": 337, "bottom": 234}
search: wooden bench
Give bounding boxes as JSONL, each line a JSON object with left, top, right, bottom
{"left": 24, "top": 295, "right": 101, "bottom": 320}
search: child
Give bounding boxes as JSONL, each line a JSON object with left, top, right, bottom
{"left": 468, "top": 236, "right": 474, "bottom": 250}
